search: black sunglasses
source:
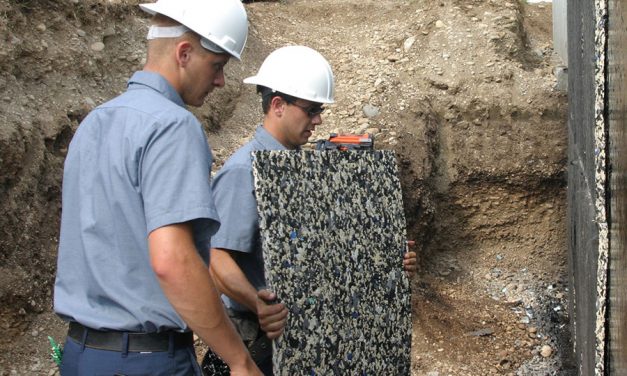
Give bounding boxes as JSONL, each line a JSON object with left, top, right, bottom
{"left": 290, "top": 102, "right": 325, "bottom": 118}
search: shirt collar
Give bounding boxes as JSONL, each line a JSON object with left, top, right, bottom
{"left": 127, "top": 71, "right": 185, "bottom": 107}
{"left": 254, "top": 125, "right": 301, "bottom": 151}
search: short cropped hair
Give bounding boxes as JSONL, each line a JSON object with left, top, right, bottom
{"left": 257, "top": 85, "right": 298, "bottom": 114}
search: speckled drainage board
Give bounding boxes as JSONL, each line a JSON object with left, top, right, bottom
{"left": 252, "top": 150, "right": 411, "bottom": 375}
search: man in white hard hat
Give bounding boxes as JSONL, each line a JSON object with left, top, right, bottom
{"left": 206, "top": 45, "right": 417, "bottom": 375}
{"left": 53, "top": 0, "right": 261, "bottom": 375}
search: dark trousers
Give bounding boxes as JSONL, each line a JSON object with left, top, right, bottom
{"left": 60, "top": 336, "right": 203, "bottom": 376}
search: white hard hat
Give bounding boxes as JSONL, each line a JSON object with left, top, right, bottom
{"left": 244, "top": 46, "right": 335, "bottom": 104}
{"left": 139, "top": 0, "right": 248, "bottom": 60}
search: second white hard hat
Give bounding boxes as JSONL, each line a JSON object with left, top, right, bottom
{"left": 139, "top": 0, "right": 248, "bottom": 60}
{"left": 244, "top": 45, "right": 335, "bottom": 104}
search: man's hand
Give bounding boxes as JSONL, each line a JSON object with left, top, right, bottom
{"left": 256, "top": 289, "right": 288, "bottom": 339}
{"left": 403, "top": 240, "right": 417, "bottom": 276}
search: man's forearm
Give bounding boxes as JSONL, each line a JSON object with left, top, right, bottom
{"left": 149, "top": 224, "right": 257, "bottom": 371}
{"left": 210, "top": 247, "right": 259, "bottom": 313}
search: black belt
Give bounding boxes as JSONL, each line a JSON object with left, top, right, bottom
{"left": 68, "top": 321, "right": 194, "bottom": 352}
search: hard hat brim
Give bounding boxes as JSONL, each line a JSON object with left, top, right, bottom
{"left": 139, "top": 3, "right": 159, "bottom": 15}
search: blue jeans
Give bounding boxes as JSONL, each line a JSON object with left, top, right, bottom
{"left": 60, "top": 336, "right": 203, "bottom": 376}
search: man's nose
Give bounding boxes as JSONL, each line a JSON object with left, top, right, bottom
{"left": 213, "top": 71, "right": 225, "bottom": 88}
{"left": 311, "top": 113, "right": 322, "bottom": 125}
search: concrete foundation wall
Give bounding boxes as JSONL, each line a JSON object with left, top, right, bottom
{"left": 553, "top": 0, "right": 568, "bottom": 66}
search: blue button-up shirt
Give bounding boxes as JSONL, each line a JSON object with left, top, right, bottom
{"left": 54, "top": 71, "right": 220, "bottom": 332}
{"left": 211, "top": 126, "right": 287, "bottom": 312}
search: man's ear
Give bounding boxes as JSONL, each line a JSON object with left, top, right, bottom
{"left": 270, "top": 96, "right": 285, "bottom": 117}
{"left": 175, "top": 40, "right": 193, "bottom": 67}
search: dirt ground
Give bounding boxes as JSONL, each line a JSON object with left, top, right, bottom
{"left": 0, "top": 0, "right": 572, "bottom": 374}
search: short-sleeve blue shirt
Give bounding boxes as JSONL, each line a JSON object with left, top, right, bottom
{"left": 211, "top": 126, "right": 287, "bottom": 312}
{"left": 54, "top": 71, "right": 220, "bottom": 332}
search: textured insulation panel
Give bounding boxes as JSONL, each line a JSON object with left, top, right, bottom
{"left": 252, "top": 150, "right": 411, "bottom": 375}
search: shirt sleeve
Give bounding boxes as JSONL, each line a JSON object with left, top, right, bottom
{"left": 211, "top": 163, "right": 259, "bottom": 253}
{"left": 140, "top": 116, "right": 220, "bottom": 238}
